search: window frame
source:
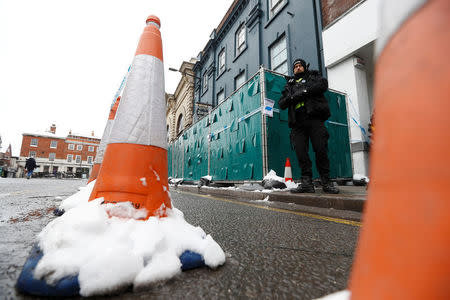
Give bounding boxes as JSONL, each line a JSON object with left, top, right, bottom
{"left": 217, "top": 89, "right": 225, "bottom": 104}
{"left": 49, "top": 153, "right": 56, "bottom": 161}
{"left": 234, "top": 71, "right": 246, "bottom": 90}
{"left": 67, "top": 154, "right": 73, "bottom": 162}
{"left": 68, "top": 144, "right": 75, "bottom": 150}
{"left": 30, "top": 138, "right": 38, "bottom": 147}
{"left": 269, "top": 0, "right": 286, "bottom": 18}
{"left": 50, "top": 140, "right": 58, "bottom": 149}
{"left": 76, "top": 144, "right": 83, "bottom": 151}
{"left": 235, "top": 24, "right": 247, "bottom": 56}
{"left": 87, "top": 156, "right": 93, "bottom": 164}
{"left": 75, "top": 155, "right": 81, "bottom": 164}
{"left": 269, "top": 34, "right": 288, "bottom": 75}
{"left": 88, "top": 146, "right": 94, "bottom": 152}
{"left": 29, "top": 151, "right": 36, "bottom": 158}
{"left": 218, "top": 48, "right": 226, "bottom": 75}
{"left": 202, "top": 72, "right": 208, "bottom": 93}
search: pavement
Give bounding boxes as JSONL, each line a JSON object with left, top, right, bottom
{"left": 171, "top": 183, "right": 367, "bottom": 222}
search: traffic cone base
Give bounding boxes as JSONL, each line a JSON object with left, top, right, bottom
{"left": 89, "top": 143, "right": 171, "bottom": 218}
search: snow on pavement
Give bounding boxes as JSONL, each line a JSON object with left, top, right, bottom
{"left": 315, "top": 290, "right": 350, "bottom": 300}
{"left": 37, "top": 181, "right": 226, "bottom": 296}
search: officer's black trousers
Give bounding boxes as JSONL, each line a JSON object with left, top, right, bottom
{"left": 290, "top": 120, "right": 330, "bottom": 180}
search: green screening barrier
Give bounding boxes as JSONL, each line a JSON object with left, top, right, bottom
{"left": 168, "top": 68, "right": 352, "bottom": 182}
{"left": 209, "top": 75, "right": 263, "bottom": 181}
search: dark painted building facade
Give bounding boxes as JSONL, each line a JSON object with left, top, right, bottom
{"left": 193, "top": 0, "right": 325, "bottom": 120}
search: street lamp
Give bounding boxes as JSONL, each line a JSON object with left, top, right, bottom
{"left": 168, "top": 68, "right": 201, "bottom": 80}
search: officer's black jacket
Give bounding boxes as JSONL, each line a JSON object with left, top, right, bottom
{"left": 279, "top": 70, "right": 331, "bottom": 128}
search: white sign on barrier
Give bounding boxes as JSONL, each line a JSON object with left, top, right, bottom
{"left": 263, "top": 98, "right": 275, "bottom": 117}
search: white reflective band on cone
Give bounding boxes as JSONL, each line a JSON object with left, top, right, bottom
{"left": 94, "top": 119, "right": 114, "bottom": 164}
{"left": 376, "top": 0, "right": 427, "bottom": 56}
{"left": 108, "top": 55, "right": 167, "bottom": 149}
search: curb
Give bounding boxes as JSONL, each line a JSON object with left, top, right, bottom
{"left": 171, "top": 185, "right": 366, "bottom": 213}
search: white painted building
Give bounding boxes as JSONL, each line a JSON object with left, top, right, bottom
{"left": 321, "top": 0, "right": 379, "bottom": 176}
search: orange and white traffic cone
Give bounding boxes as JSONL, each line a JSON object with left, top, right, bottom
{"left": 89, "top": 15, "right": 171, "bottom": 218}
{"left": 284, "top": 158, "right": 293, "bottom": 182}
{"left": 87, "top": 96, "right": 121, "bottom": 184}
{"left": 349, "top": 1, "right": 450, "bottom": 299}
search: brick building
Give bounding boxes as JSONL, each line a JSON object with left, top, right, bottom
{"left": 17, "top": 124, "right": 100, "bottom": 178}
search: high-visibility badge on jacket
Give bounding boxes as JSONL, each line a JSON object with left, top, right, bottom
{"left": 295, "top": 102, "right": 305, "bottom": 110}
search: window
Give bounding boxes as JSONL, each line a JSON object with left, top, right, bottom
{"left": 202, "top": 72, "right": 208, "bottom": 92}
{"left": 44, "top": 166, "right": 50, "bottom": 172}
{"left": 67, "top": 154, "right": 73, "bottom": 162}
{"left": 177, "top": 114, "right": 184, "bottom": 136}
{"left": 269, "top": 0, "right": 286, "bottom": 18}
{"left": 270, "top": 35, "right": 288, "bottom": 75}
{"left": 29, "top": 151, "right": 36, "bottom": 158}
{"left": 236, "top": 25, "right": 246, "bottom": 55}
{"left": 235, "top": 71, "right": 246, "bottom": 89}
{"left": 67, "top": 167, "right": 73, "bottom": 173}
{"left": 30, "top": 138, "right": 38, "bottom": 147}
{"left": 68, "top": 144, "right": 75, "bottom": 150}
{"left": 88, "top": 146, "right": 94, "bottom": 152}
{"left": 76, "top": 145, "right": 83, "bottom": 151}
{"left": 50, "top": 140, "right": 58, "bottom": 148}
{"left": 217, "top": 89, "right": 225, "bottom": 104}
{"left": 75, "top": 155, "right": 81, "bottom": 164}
{"left": 218, "top": 49, "right": 226, "bottom": 74}
{"left": 49, "top": 153, "right": 55, "bottom": 161}
{"left": 87, "top": 156, "right": 93, "bottom": 164}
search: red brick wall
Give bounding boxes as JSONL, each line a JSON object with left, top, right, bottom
{"left": 20, "top": 135, "right": 99, "bottom": 161}
{"left": 20, "top": 135, "right": 65, "bottom": 159}
{"left": 321, "top": 0, "right": 363, "bottom": 28}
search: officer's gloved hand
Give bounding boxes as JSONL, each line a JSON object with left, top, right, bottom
{"left": 284, "top": 76, "right": 295, "bottom": 85}
{"left": 293, "top": 88, "right": 307, "bottom": 99}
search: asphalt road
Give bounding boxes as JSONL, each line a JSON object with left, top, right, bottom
{"left": 0, "top": 179, "right": 360, "bottom": 299}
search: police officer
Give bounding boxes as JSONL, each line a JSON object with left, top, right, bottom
{"left": 279, "top": 59, "right": 339, "bottom": 194}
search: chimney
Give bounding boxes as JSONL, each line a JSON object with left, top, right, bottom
{"left": 50, "top": 124, "right": 56, "bottom": 134}
{"left": 91, "top": 131, "right": 95, "bottom": 137}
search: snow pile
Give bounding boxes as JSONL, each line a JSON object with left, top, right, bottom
{"left": 201, "top": 175, "right": 212, "bottom": 181}
{"left": 263, "top": 170, "right": 298, "bottom": 190}
{"left": 263, "top": 169, "right": 285, "bottom": 182}
{"left": 35, "top": 193, "right": 225, "bottom": 296}
{"left": 59, "top": 180, "right": 95, "bottom": 211}
{"left": 168, "top": 178, "right": 183, "bottom": 185}
{"left": 353, "top": 174, "right": 369, "bottom": 183}
{"left": 315, "top": 290, "right": 350, "bottom": 300}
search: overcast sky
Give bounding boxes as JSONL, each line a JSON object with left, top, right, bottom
{"left": 0, "top": 0, "right": 234, "bottom": 156}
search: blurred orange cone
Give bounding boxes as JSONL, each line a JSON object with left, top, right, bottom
{"left": 284, "top": 158, "right": 292, "bottom": 182}
{"left": 350, "top": 1, "right": 450, "bottom": 299}
{"left": 87, "top": 96, "right": 121, "bottom": 184}
{"left": 89, "top": 15, "right": 171, "bottom": 218}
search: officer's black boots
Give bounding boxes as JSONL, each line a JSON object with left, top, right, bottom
{"left": 321, "top": 177, "right": 339, "bottom": 194}
{"left": 290, "top": 176, "right": 315, "bottom": 193}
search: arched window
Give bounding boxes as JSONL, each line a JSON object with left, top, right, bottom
{"left": 176, "top": 114, "right": 184, "bottom": 136}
